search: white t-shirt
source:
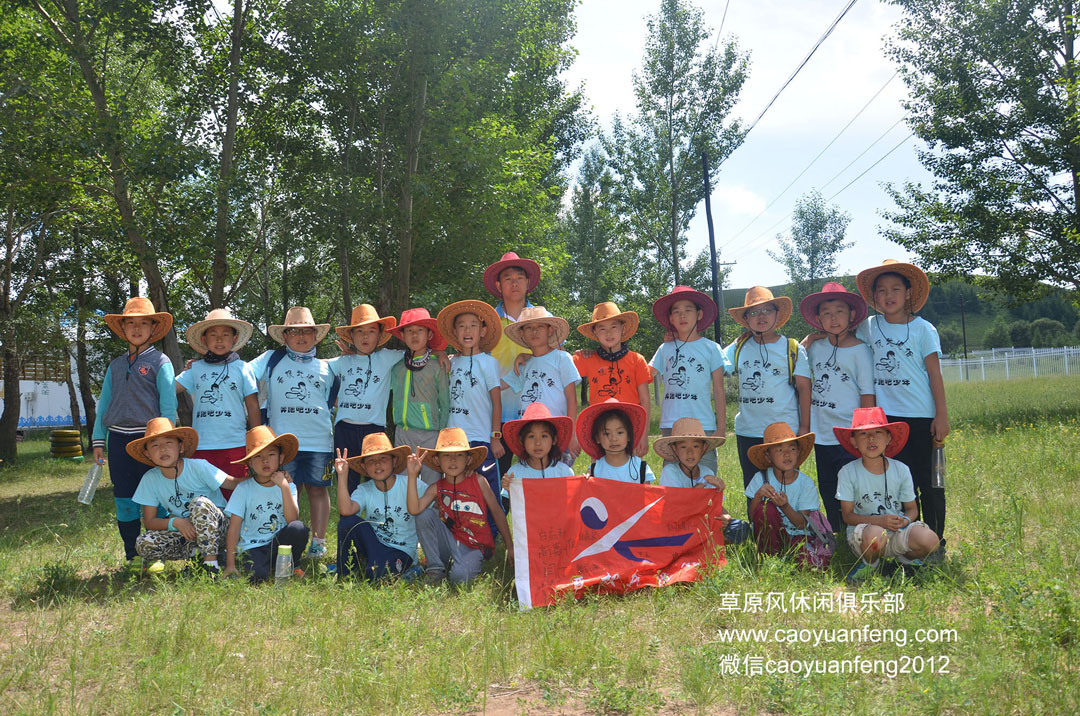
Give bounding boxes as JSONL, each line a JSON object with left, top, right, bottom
{"left": 225, "top": 478, "right": 298, "bottom": 552}
{"left": 249, "top": 350, "right": 334, "bottom": 452}
{"left": 328, "top": 349, "right": 404, "bottom": 425}
{"left": 743, "top": 468, "right": 819, "bottom": 536}
{"left": 650, "top": 338, "right": 729, "bottom": 431}
{"left": 507, "top": 460, "right": 576, "bottom": 479}
{"left": 502, "top": 349, "right": 581, "bottom": 419}
{"left": 131, "top": 458, "right": 228, "bottom": 518}
{"left": 724, "top": 336, "right": 811, "bottom": 438}
{"left": 836, "top": 458, "right": 916, "bottom": 519}
{"left": 856, "top": 316, "right": 941, "bottom": 418}
{"left": 176, "top": 358, "right": 257, "bottom": 450}
{"left": 447, "top": 353, "right": 501, "bottom": 443}
{"left": 658, "top": 462, "right": 718, "bottom": 489}
{"left": 590, "top": 456, "right": 655, "bottom": 484}
{"left": 348, "top": 475, "right": 418, "bottom": 558}
{"left": 807, "top": 341, "right": 874, "bottom": 445}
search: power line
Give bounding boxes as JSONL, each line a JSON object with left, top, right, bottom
{"left": 820, "top": 117, "right": 905, "bottom": 191}
{"left": 826, "top": 131, "right": 914, "bottom": 201}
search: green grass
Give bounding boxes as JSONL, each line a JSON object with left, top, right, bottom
{"left": 2, "top": 377, "right": 1080, "bottom": 714}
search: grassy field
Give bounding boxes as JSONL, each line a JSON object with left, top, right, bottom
{"left": 2, "top": 376, "right": 1080, "bottom": 714}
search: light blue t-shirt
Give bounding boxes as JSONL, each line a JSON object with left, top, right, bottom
{"left": 249, "top": 350, "right": 334, "bottom": 452}
{"left": 807, "top": 341, "right": 874, "bottom": 445}
{"left": 591, "top": 456, "right": 656, "bottom": 484}
{"left": 348, "top": 475, "right": 418, "bottom": 558}
{"left": 744, "top": 468, "right": 819, "bottom": 536}
{"left": 724, "top": 335, "right": 811, "bottom": 438}
{"left": 447, "top": 353, "right": 501, "bottom": 443}
{"left": 502, "top": 350, "right": 581, "bottom": 419}
{"left": 836, "top": 458, "right": 916, "bottom": 520}
{"left": 658, "top": 462, "right": 717, "bottom": 489}
{"left": 650, "top": 338, "right": 729, "bottom": 432}
{"left": 507, "top": 460, "right": 576, "bottom": 479}
{"left": 225, "top": 478, "right": 298, "bottom": 552}
{"left": 328, "top": 349, "right": 403, "bottom": 425}
{"left": 856, "top": 316, "right": 941, "bottom": 418}
{"left": 176, "top": 358, "right": 257, "bottom": 450}
{"left": 131, "top": 458, "right": 228, "bottom": 518}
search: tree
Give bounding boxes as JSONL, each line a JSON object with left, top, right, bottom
{"left": 938, "top": 326, "right": 963, "bottom": 355}
{"left": 605, "top": 0, "right": 747, "bottom": 292}
{"left": 1008, "top": 320, "right": 1032, "bottom": 347}
{"left": 984, "top": 318, "right": 1011, "bottom": 349}
{"left": 883, "top": 0, "right": 1080, "bottom": 301}
{"left": 768, "top": 190, "right": 853, "bottom": 297}
{"left": 1031, "top": 318, "right": 1069, "bottom": 347}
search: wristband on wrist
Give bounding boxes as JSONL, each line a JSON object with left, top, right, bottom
{"left": 168, "top": 517, "right": 177, "bottom": 531}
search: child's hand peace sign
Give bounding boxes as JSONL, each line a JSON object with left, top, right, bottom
{"left": 407, "top": 450, "right": 428, "bottom": 478}
{"left": 334, "top": 448, "right": 350, "bottom": 480}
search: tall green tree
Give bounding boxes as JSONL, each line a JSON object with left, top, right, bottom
{"left": 883, "top": 0, "right": 1080, "bottom": 300}
{"left": 605, "top": 0, "right": 747, "bottom": 292}
{"left": 768, "top": 190, "right": 853, "bottom": 297}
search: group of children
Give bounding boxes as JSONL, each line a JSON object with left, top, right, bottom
{"left": 91, "top": 251, "right": 947, "bottom": 585}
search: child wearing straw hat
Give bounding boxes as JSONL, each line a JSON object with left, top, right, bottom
{"left": 248, "top": 306, "right": 336, "bottom": 558}
{"left": 333, "top": 433, "right": 418, "bottom": 581}
{"left": 577, "top": 398, "right": 655, "bottom": 484}
{"left": 743, "top": 422, "right": 821, "bottom": 566}
{"left": 649, "top": 286, "right": 729, "bottom": 475}
{"left": 500, "top": 306, "right": 582, "bottom": 461}
{"left": 724, "top": 287, "right": 812, "bottom": 491}
{"left": 500, "top": 402, "right": 575, "bottom": 484}
{"left": 129, "top": 418, "right": 247, "bottom": 574}
{"left": 574, "top": 302, "right": 653, "bottom": 456}
{"left": 798, "top": 282, "right": 875, "bottom": 533}
{"left": 407, "top": 427, "right": 513, "bottom": 585}
{"left": 91, "top": 297, "right": 178, "bottom": 564}
{"left": 222, "top": 426, "right": 309, "bottom": 582}
{"left": 177, "top": 308, "right": 261, "bottom": 499}
{"left": 834, "top": 407, "right": 940, "bottom": 581}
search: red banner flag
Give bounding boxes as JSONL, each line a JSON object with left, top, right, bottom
{"left": 509, "top": 476, "right": 727, "bottom": 608}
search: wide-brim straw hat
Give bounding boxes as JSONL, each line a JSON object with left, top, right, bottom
{"left": 575, "top": 398, "right": 648, "bottom": 460}
{"left": 126, "top": 417, "right": 199, "bottom": 466}
{"left": 577, "top": 302, "right": 639, "bottom": 342}
{"left": 833, "top": 407, "right": 910, "bottom": 458}
{"left": 345, "top": 432, "right": 412, "bottom": 477}
{"left": 387, "top": 307, "right": 448, "bottom": 351}
{"left": 422, "top": 427, "right": 488, "bottom": 474}
{"left": 436, "top": 300, "right": 503, "bottom": 354}
{"left": 334, "top": 304, "right": 395, "bottom": 345}
{"left": 799, "top": 282, "right": 868, "bottom": 332}
{"left": 186, "top": 308, "right": 254, "bottom": 355}
{"left": 502, "top": 306, "right": 570, "bottom": 349}
{"left": 483, "top": 251, "right": 541, "bottom": 298}
{"left": 652, "top": 286, "right": 717, "bottom": 333}
{"left": 268, "top": 306, "right": 331, "bottom": 345}
{"left": 653, "top": 417, "right": 726, "bottom": 463}
{"left": 856, "top": 259, "right": 930, "bottom": 314}
{"left": 728, "top": 286, "right": 793, "bottom": 331}
{"left": 502, "top": 402, "right": 573, "bottom": 459}
{"left": 231, "top": 425, "right": 299, "bottom": 466}
{"left": 747, "top": 422, "right": 815, "bottom": 471}
{"left": 104, "top": 297, "right": 173, "bottom": 344}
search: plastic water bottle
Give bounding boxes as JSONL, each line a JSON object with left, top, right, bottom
{"left": 274, "top": 545, "right": 293, "bottom": 586}
{"left": 931, "top": 440, "right": 946, "bottom": 489}
{"left": 77, "top": 463, "right": 103, "bottom": 505}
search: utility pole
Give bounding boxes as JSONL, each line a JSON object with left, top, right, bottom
{"left": 960, "top": 294, "right": 969, "bottom": 380}
{"left": 702, "top": 151, "right": 737, "bottom": 343}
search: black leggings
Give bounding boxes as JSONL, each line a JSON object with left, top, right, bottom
{"left": 888, "top": 415, "right": 946, "bottom": 544}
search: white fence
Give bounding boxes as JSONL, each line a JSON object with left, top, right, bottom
{"left": 939, "top": 346, "right": 1080, "bottom": 383}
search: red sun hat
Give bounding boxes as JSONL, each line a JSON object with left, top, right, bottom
{"left": 502, "top": 402, "right": 573, "bottom": 459}
{"left": 388, "top": 307, "right": 448, "bottom": 351}
{"left": 833, "top": 407, "right": 910, "bottom": 458}
{"left": 483, "top": 251, "right": 541, "bottom": 298}
{"left": 652, "top": 286, "right": 718, "bottom": 333}
{"left": 799, "top": 282, "right": 868, "bottom": 332}
{"left": 575, "top": 398, "right": 648, "bottom": 460}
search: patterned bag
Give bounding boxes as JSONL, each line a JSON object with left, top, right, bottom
{"left": 802, "top": 510, "right": 836, "bottom": 569}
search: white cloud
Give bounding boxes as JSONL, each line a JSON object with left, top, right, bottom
{"left": 713, "top": 183, "right": 767, "bottom": 217}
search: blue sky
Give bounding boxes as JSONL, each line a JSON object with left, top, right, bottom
{"left": 562, "top": 0, "right": 933, "bottom": 289}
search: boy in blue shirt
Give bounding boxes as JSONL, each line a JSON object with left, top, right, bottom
{"left": 248, "top": 306, "right": 335, "bottom": 559}
{"left": 92, "top": 297, "right": 178, "bottom": 564}
{"left": 223, "top": 426, "right": 309, "bottom": 582}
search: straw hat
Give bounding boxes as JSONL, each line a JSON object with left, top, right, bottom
{"left": 436, "top": 300, "right": 503, "bottom": 354}
{"left": 652, "top": 417, "right": 726, "bottom": 463}
{"left": 502, "top": 306, "right": 570, "bottom": 349}
{"left": 103, "top": 297, "right": 173, "bottom": 344}
{"left": 856, "top": 259, "right": 930, "bottom": 314}
{"left": 268, "top": 306, "right": 331, "bottom": 345}
{"left": 728, "top": 287, "right": 793, "bottom": 331}
{"left": 746, "top": 422, "right": 815, "bottom": 471}
{"left": 576, "top": 398, "right": 647, "bottom": 460}
{"left": 651, "top": 286, "right": 717, "bottom": 333}
{"left": 388, "top": 307, "right": 448, "bottom": 351}
{"left": 577, "top": 302, "right": 639, "bottom": 342}
{"left": 799, "top": 282, "right": 868, "bottom": 332}
{"left": 230, "top": 425, "right": 299, "bottom": 467}
{"left": 125, "top": 418, "right": 199, "bottom": 466}
{"left": 421, "top": 427, "right": 489, "bottom": 474}
{"left": 502, "top": 402, "right": 573, "bottom": 459}
{"left": 483, "top": 251, "right": 541, "bottom": 298}
{"left": 345, "top": 432, "right": 412, "bottom": 477}
{"left": 832, "top": 407, "right": 910, "bottom": 458}
{"left": 185, "top": 308, "right": 254, "bottom": 355}
{"left": 334, "top": 304, "right": 395, "bottom": 345}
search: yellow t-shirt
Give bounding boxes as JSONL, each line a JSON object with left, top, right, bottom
{"left": 491, "top": 307, "right": 532, "bottom": 423}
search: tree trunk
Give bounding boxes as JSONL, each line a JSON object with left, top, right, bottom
{"left": 73, "top": 229, "right": 97, "bottom": 435}
{"left": 63, "top": 350, "right": 83, "bottom": 452}
{"left": 393, "top": 73, "right": 427, "bottom": 314}
{"left": 0, "top": 337, "right": 20, "bottom": 466}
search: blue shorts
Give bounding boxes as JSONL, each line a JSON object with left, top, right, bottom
{"left": 283, "top": 450, "right": 334, "bottom": 487}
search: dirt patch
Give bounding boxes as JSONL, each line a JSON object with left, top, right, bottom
{"left": 470, "top": 685, "right": 737, "bottom": 715}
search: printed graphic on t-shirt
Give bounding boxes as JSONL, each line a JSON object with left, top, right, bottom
{"left": 338, "top": 364, "right": 378, "bottom": 412}
{"left": 736, "top": 351, "right": 780, "bottom": 406}
{"left": 275, "top": 367, "right": 326, "bottom": 415}
{"left": 592, "top": 363, "right": 627, "bottom": 399}
{"left": 857, "top": 489, "right": 898, "bottom": 515}
{"left": 811, "top": 357, "right": 852, "bottom": 411}
{"left": 248, "top": 503, "right": 282, "bottom": 535}
{"left": 368, "top": 503, "right": 411, "bottom": 549}
{"left": 449, "top": 365, "right": 480, "bottom": 416}
{"left": 519, "top": 367, "right": 557, "bottom": 407}
{"left": 662, "top": 351, "right": 707, "bottom": 402}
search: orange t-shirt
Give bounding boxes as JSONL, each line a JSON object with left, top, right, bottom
{"left": 573, "top": 350, "right": 653, "bottom": 406}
